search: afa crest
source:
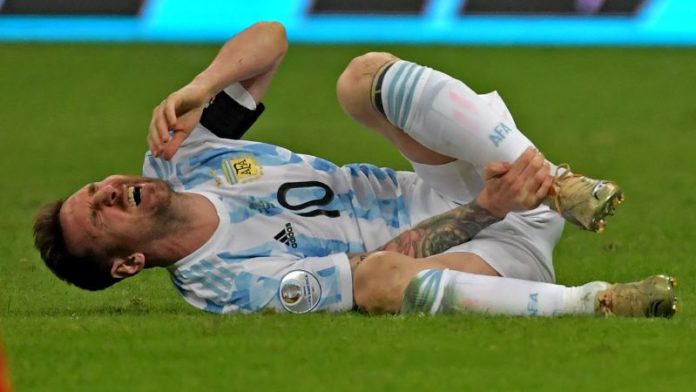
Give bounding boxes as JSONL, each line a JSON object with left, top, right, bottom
{"left": 222, "top": 155, "right": 263, "bottom": 184}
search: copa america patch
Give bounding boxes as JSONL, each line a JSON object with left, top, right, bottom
{"left": 279, "top": 270, "right": 322, "bottom": 313}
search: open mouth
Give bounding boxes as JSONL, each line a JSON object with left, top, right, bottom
{"left": 127, "top": 185, "right": 142, "bottom": 207}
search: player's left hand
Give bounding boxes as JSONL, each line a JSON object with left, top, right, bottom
{"left": 476, "top": 147, "right": 553, "bottom": 218}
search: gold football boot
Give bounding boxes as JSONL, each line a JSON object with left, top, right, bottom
{"left": 595, "top": 275, "right": 679, "bottom": 318}
{"left": 545, "top": 164, "right": 624, "bottom": 232}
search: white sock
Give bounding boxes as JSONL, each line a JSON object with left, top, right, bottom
{"left": 379, "top": 61, "right": 561, "bottom": 174}
{"left": 401, "top": 269, "right": 608, "bottom": 317}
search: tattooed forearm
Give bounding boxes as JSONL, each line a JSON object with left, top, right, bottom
{"left": 379, "top": 199, "right": 501, "bottom": 258}
{"left": 347, "top": 200, "right": 501, "bottom": 269}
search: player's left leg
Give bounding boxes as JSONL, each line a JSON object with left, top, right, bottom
{"left": 402, "top": 268, "right": 678, "bottom": 318}
{"left": 337, "top": 52, "right": 623, "bottom": 232}
{"left": 352, "top": 251, "right": 678, "bottom": 318}
{"left": 353, "top": 251, "right": 499, "bottom": 314}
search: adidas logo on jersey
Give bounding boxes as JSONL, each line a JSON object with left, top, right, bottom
{"left": 274, "top": 223, "right": 298, "bottom": 248}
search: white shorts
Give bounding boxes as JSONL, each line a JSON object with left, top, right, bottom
{"left": 397, "top": 159, "right": 564, "bottom": 283}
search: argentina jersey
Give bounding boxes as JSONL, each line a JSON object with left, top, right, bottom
{"left": 142, "top": 125, "right": 413, "bottom": 314}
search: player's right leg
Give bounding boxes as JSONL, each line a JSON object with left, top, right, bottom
{"left": 352, "top": 251, "right": 678, "bottom": 318}
{"left": 336, "top": 52, "right": 455, "bottom": 166}
{"left": 337, "top": 52, "right": 623, "bottom": 232}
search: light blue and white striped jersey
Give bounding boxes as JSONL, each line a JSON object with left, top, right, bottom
{"left": 142, "top": 125, "right": 415, "bottom": 314}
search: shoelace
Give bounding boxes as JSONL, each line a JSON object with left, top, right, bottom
{"left": 551, "top": 163, "right": 574, "bottom": 214}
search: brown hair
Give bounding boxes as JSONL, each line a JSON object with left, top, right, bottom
{"left": 33, "top": 200, "right": 121, "bottom": 291}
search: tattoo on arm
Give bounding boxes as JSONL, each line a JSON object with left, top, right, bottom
{"left": 378, "top": 199, "right": 501, "bottom": 258}
{"left": 347, "top": 199, "right": 501, "bottom": 270}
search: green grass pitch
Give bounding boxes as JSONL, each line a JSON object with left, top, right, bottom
{"left": 1, "top": 43, "right": 695, "bottom": 391}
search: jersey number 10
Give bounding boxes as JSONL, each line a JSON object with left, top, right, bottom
{"left": 277, "top": 181, "right": 340, "bottom": 218}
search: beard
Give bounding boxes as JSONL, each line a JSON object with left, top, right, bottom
{"left": 146, "top": 184, "right": 187, "bottom": 239}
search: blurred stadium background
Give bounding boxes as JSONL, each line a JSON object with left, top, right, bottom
{"left": 1, "top": 0, "right": 696, "bottom": 45}
{"left": 1, "top": 1, "right": 695, "bottom": 391}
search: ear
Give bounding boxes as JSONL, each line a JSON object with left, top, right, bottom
{"left": 110, "top": 252, "right": 146, "bottom": 279}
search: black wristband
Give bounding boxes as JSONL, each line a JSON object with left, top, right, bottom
{"left": 200, "top": 91, "right": 265, "bottom": 140}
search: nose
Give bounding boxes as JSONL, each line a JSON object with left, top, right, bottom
{"left": 93, "top": 184, "right": 120, "bottom": 207}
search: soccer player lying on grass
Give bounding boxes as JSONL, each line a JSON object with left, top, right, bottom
{"left": 33, "top": 22, "right": 677, "bottom": 317}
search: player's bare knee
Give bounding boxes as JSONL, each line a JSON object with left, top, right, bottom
{"left": 341, "top": 52, "right": 397, "bottom": 83}
{"left": 353, "top": 251, "right": 405, "bottom": 314}
{"left": 337, "top": 52, "right": 399, "bottom": 121}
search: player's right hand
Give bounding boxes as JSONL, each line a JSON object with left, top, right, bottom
{"left": 147, "top": 82, "right": 210, "bottom": 160}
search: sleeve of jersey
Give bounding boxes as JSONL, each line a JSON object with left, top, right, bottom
{"left": 142, "top": 152, "right": 169, "bottom": 180}
{"left": 170, "top": 253, "right": 354, "bottom": 315}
